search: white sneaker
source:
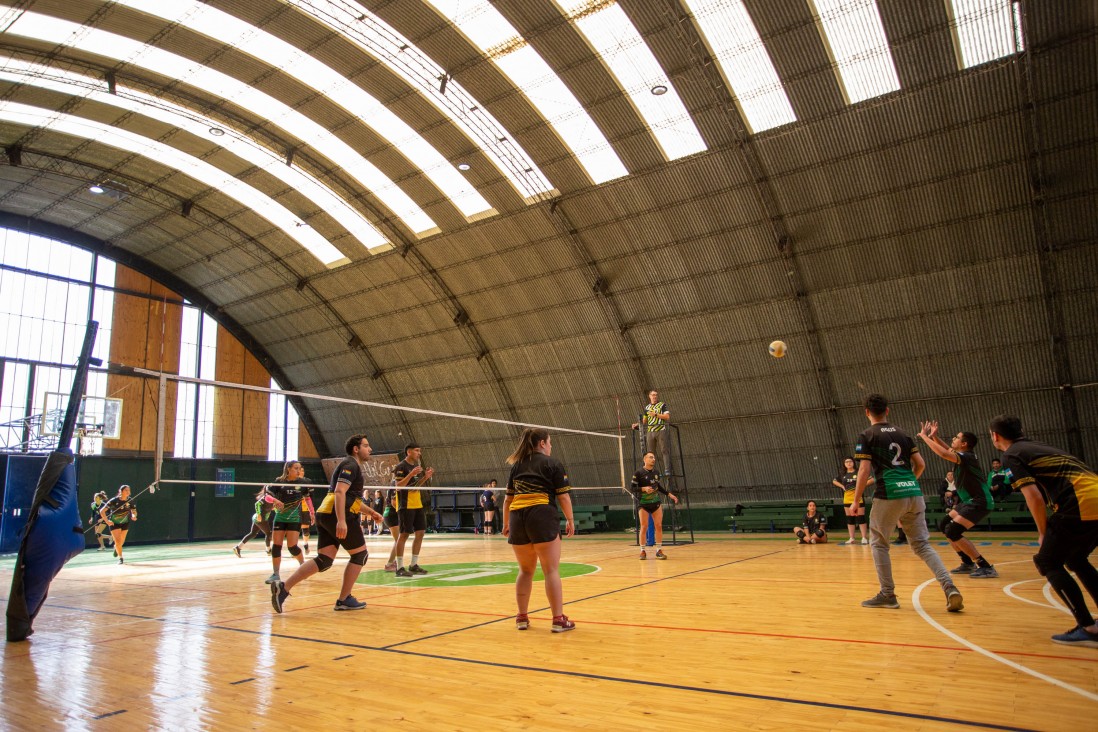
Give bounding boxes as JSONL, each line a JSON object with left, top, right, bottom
{"left": 264, "top": 573, "right": 280, "bottom": 585}
{"left": 861, "top": 538, "right": 869, "bottom": 545}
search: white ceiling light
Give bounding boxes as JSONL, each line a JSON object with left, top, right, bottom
{"left": 280, "top": 0, "right": 556, "bottom": 203}
{"left": 0, "top": 57, "right": 388, "bottom": 254}
{"left": 808, "top": 0, "right": 901, "bottom": 104}
{"left": 0, "top": 100, "right": 350, "bottom": 267}
{"left": 112, "top": 0, "right": 492, "bottom": 221}
{"left": 426, "top": 0, "right": 629, "bottom": 185}
{"left": 681, "top": 0, "right": 797, "bottom": 134}
{"left": 3, "top": 10, "right": 437, "bottom": 237}
{"left": 554, "top": 0, "right": 706, "bottom": 161}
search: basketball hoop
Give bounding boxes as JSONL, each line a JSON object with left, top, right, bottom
{"left": 77, "top": 425, "right": 103, "bottom": 456}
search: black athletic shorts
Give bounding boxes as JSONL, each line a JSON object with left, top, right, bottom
{"left": 272, "top": 520, "right": 301, "bottom": 533}
{"left": 508, "top": 504, "right": 559, "bottom": 546}
{"left": 398, "top": 507, "right": 427, "bottom": 534}
{"left": 315, "top": 511, "right": 366, "bottom": 552}
{"left": 955, "top": 503, "right": 990, "bottom": 527}
{"left": 109, "top": 521, "right": 130, "bottom": 531}
{"left": 1034, "top": 514, "right": 1098, "bottom": 572}
{"left": 384, "top": 509, "right": 400, "bottom": 529}
{"left": 639, "top": 503, "right": 660, "bottom": 515}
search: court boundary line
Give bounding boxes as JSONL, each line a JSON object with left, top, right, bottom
{"left": 34, "top": 602, "right": 1038, "bottom": 732}
{"left": 912, "top": 578, "right": 1098, "bottom": 703}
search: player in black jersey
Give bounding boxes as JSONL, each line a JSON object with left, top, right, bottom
{"left": 991, "top": 415, "right": 1098, "bottom": 647}
{"left": 503, "top": 428, "right": 576, "bottom": 632}
{"left": 794, "top": 501, "right": 827, "bottom": 544}
{"left": 852, "top": 394, "right": 962, "bottom": 612}
{"left": 393, "top": 444, "right": 435, "bottom": 577}
{"left": 271, "top": 434, "right": 384, "bottom": 613}
{"left": 99, "top": 485, "right": 137, "bottom": 565}
{"left": 917, "top": 422, "right": 998, "bottom": 578}
{"left": 833, "top": 457, "right": 869, "bottom": 545}
{"left": 631, "top": 452, "right": 679, "bottom": 559}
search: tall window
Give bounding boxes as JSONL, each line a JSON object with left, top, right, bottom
{"left": 174, "top": 307, "right": 218, "bottom": 459}
{"left": 268, "top": 379, "right": 300, "bottom": 462}
{"left": 0, "top": 227, "right": 114, "bottom": 453}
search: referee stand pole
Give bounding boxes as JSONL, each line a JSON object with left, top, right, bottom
{"left": 666, "top": 425, "right": 694, "bottom": 546}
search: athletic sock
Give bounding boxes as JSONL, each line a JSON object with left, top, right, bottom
{"left": 411, "top": 554, "right": 419, "bottom": 566}
{"left": 976, "top": 557, "right": 992, "bottom": 569}
{"left": 396, "top": 558, "right": 404, "bottom": 570}
{"left": 958, "top": 552, "right": 974, "bottom": 566}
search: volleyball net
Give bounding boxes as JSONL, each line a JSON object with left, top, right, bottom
{"left": 117, "top": 366, "right": 628, "bottom": 512}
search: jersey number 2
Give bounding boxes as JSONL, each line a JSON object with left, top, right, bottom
{"left": 888, "top": 442, "right": 904, "bottom": 466}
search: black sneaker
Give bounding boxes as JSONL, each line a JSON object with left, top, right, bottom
{"left": 655, "top": 550, "right": 667, "bottom": 560}
{"left": 950, "top": 563, "right": 974, "bottom": 574}
{"left": 409, "top": 564, "right": 428, "bottom": 575}
{"left": 271, "top": 581, "right": 289, "bottom": 613}
{"left": 334, "top": 595, "right": 366, "bottom": 611}
{"left": 395, "top": 567, "right": 413, "bottom": 577}
{"left": 117, "top": 557, "right": 124, "bottom": 565}
{"left": 861, "top": 592, "right": 900, "bottom": 609}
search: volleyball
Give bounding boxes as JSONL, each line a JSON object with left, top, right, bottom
{"left": 768, "top": 340, "right": 787, "bottom": 358}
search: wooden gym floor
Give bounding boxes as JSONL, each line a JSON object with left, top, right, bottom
{"left": 1, "top": 533, "right": 1095, "bottom": 731}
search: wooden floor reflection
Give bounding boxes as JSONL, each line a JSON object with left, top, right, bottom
{"left": 2, "top": 533, "right": 1096, "bottom": 730}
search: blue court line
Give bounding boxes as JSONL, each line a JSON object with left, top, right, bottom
{"left": 381, "top": 547, "right": 792, "bottom": 649}
{"left": 40, "top": 601, "right": 1036, "bottom": 732}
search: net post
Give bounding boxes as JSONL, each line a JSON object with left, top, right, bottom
{"left": 155, "top": 372, "right": 166, "bottom": 487}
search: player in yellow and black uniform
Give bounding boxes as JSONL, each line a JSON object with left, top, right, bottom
{"left": 393, "top": 443, "right": 435, "bottom": 577}
{"left": 991, "top": 415, "right": 1098, "bottom": 647}
{"left": 503, "top": 427, "right": 576, "bottom": 633}
{"left": 99, "top": 485, "right": 136, "bottom": 565}
{"left": 852, "top": 394, "right": 962, "bottom": 613}
{"left": 833, "top": 457, "right": 871, "bottom": 545}
{"left": 271, "top": 434, "right": 383, "bottom": 613}
{"left": 794, "top": 501, "right": 827, "bottom": 544}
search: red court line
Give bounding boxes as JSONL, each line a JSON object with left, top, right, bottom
{"left": 360, "top": 600, "right": 1097, "bottom": 664}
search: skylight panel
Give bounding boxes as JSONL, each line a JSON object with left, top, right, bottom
{"left": 280, "top": 0, "right": 555, "bottom": 202}
{"left": 681, "top": 0, "right": 796, "bottom": 134}
{"left": 426, "top": 0, "right": 628, "bottom": 185}
{"left": 809, "top": 0, "right": 900, "bottom": 104}
{"left": 555, "top": 1, "right": 705, "bottom": 161}
{"left": 3, "top": 11, "right": 436, "bottom": 237}
{"left": 0, "top": 58, "right": 387, "bottom": 254}
{"left": 0, "top": 101, "right": 349, "bottom": 267}
{"left": 947, "top": 0, "right": 1025, "bottom": 68}
{"left": 113, "top": 0, "right": 492, "bottom": 220}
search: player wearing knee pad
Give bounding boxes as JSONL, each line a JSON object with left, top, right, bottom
{"left": 992, "top": 415, "right": 1098, "bottom": 647}
{"left": 794, "top": 501, "right": 827, "bottom": 544}
{"left": 834, "top": 458, "right": 871, "bottom": 544}
{"left": 271, "top": 434, "right": 384, "bottom": 614}
{"left": 917, "top": 422, "right": 997, "bottom": 577}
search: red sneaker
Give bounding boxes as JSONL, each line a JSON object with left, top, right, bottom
{"left": 515, "top": 614, "right": 529, "bottom": 630}
{"left": 552, "top": 615, "right": 576, "bottom": 633}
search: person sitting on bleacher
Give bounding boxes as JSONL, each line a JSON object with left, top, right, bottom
{"left": 794, "top": 501, "right": 827, "bottom": 544}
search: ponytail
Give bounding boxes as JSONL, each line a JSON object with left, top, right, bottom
{"left": 276, "top": 460, "right": 299, "bottom": 482}
{"left": 507, "top": 428, "right": 549, "bottom": 465}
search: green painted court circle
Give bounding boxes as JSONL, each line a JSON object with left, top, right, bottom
{"left": 357, "top": 561, "right": 599, "bottom": 587}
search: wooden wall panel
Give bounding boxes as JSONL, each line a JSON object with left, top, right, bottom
{"left": 105, "top": 266, "right": 181, "bottom": 454}
{"left": 299, "top": 421, "right": 320, "bottom": 459}
{"left": 212, "top": 324, "right": 270, "bottom": 458}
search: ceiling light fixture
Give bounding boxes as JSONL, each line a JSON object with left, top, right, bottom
{"left": 457, "top": 162, "right": 471, "bottom": 171}
{"left": 650, "top": 84, "right": 668, "bottom": 96}
{"left": 88, "top": 183, "right": 105, "bottom": 194}
{"left": 208, "top": 126, "right": 225, "bottom": 136}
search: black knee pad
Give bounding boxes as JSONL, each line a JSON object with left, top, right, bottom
{"left": 313, "top": 554, "right": 334, "bottom": 572}
{"left": 943, "top": 521, "right": 967, "bottom": 542}
{"left": 288, "top": 545, "right": 302, "bottom": 557}
{"left": 814, "top": 530, "right": 825, "bottom": 539}
{"left": 795, "top": 529, "right": 806, "bottom": 539}
{"left": 855, "top": 515, "right": 866, "bottom": 526}
{"left": 348, "top": 551, "right": 368, "bottom": 566}
{"left": 271, "top": 544, "right": 282, "bottom": 558}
